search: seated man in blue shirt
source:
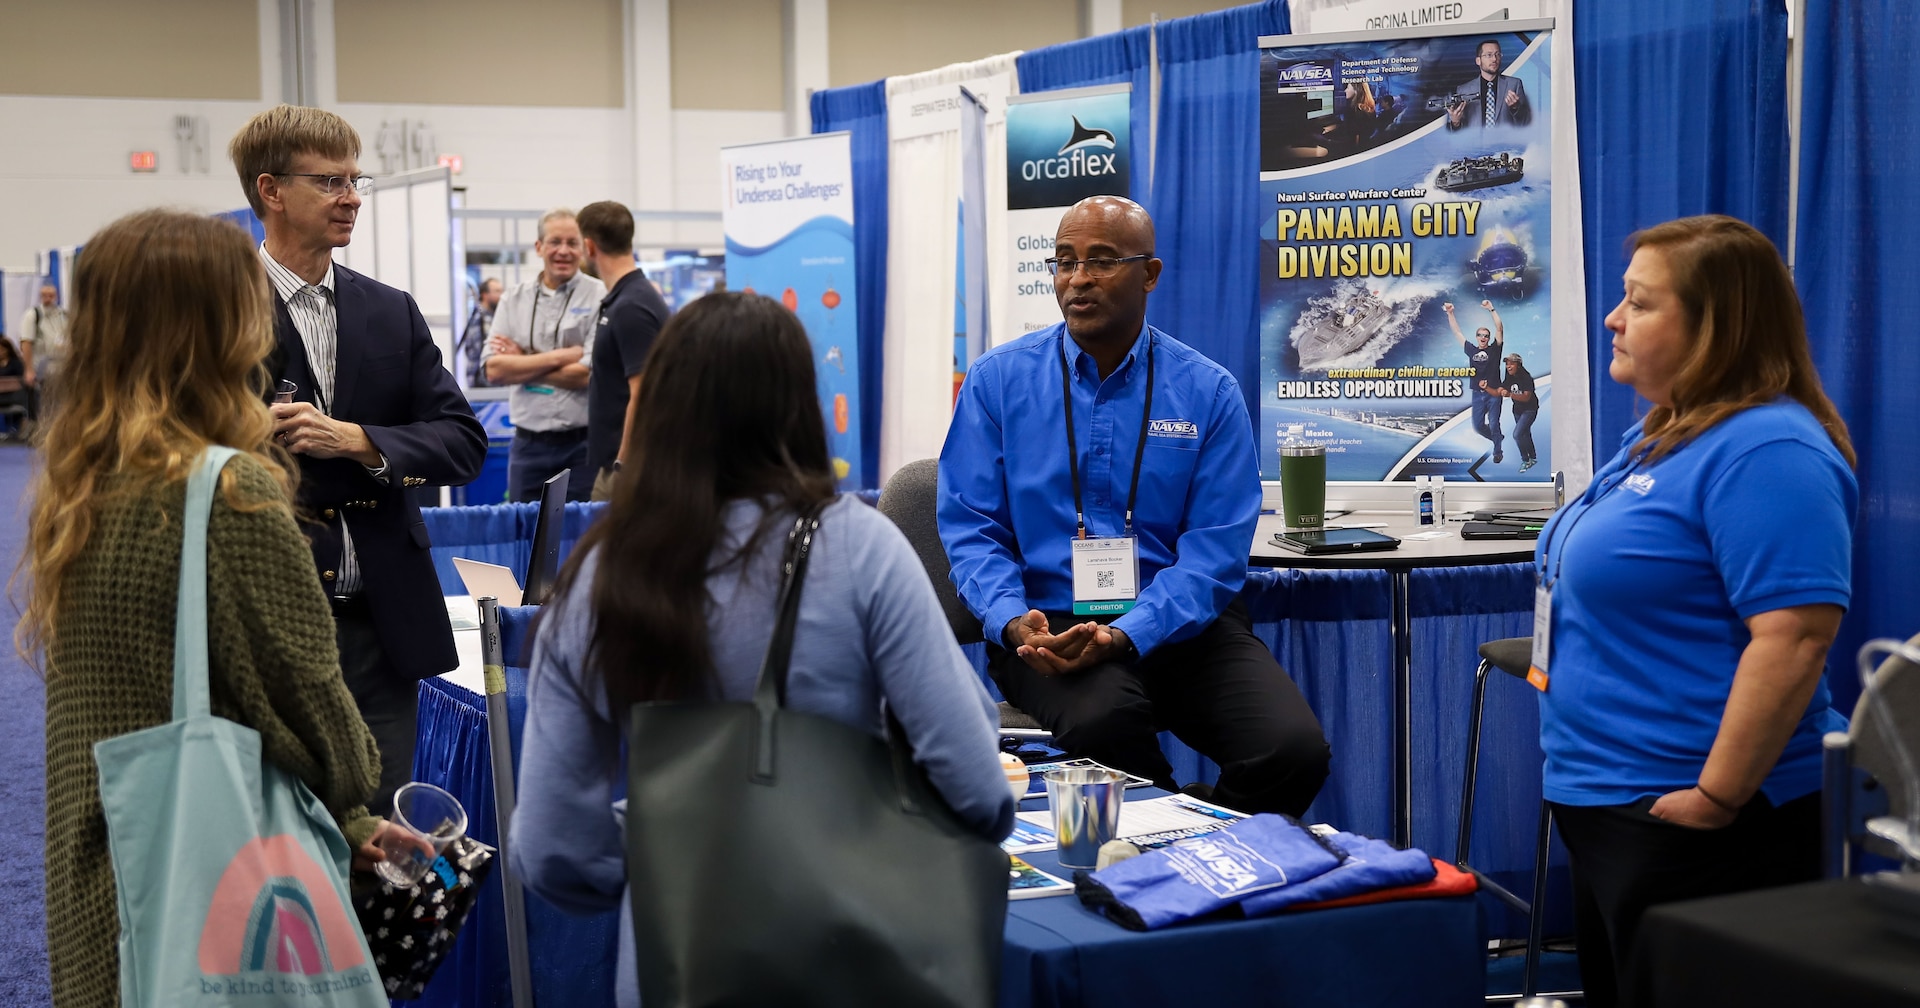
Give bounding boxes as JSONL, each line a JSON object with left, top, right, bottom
{"left": 938, "top": 196, "right": 1331, "bottom": 816}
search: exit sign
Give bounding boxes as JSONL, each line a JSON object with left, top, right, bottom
{"left": 129, "top": 151, "right": 158, "bottom": 172}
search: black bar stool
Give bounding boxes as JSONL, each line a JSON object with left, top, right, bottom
{"left": 1456, "top": 636, "right": 1565, "bottom": 1000}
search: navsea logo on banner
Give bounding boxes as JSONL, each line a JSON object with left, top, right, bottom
{"left": 1276, "top": 62, "right": 1336, "bottom": 87}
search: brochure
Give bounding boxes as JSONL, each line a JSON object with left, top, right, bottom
{"left": 1001, "top": 817, "right": 1057, "bottom": 854}
{"left": 1008, "top": 856, "right": 1074, "bottom": 899}
{"left": 1019, "top": 757, "right": 1155, "bottom": 800}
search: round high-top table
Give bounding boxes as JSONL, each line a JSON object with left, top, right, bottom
{"left": 1251, "top": 512, "right": 1536, "bottom": 846}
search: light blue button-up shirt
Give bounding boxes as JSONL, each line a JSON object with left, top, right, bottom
{"left": 937, "top": 322, "right": 1261, "bottom": 656}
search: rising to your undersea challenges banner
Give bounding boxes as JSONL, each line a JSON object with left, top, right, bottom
{"left": 1260, "top": 21, "right": 1553, "bottom": 483}
{"left": 721, "top": 133, "right": 863, "bottom": 489}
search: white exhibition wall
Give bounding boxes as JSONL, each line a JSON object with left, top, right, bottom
{"left": 0, "top": 94, "right": 784, "bottom": 271}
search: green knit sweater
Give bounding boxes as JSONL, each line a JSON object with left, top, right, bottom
{"left": 43, "top": 453, "right": 381, "bottom": 1007}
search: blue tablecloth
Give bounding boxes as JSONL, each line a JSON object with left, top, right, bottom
{"left": 1006, "top": 840, "right": 1483, "bottom": 1008}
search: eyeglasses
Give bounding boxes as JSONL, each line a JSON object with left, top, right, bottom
{"left": 1045, "top": 254, "right": 1152, "bottom": 279}
{"left": 277, "top": 173, "right": 375, "bottom": 197}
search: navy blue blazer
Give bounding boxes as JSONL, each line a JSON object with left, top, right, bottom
{"left": 271, "top": 264, "right": 487, "bottom": 679}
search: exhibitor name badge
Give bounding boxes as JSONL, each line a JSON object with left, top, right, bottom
{"left": 1071, "top": 536, "right": 1139, "bottom": 616}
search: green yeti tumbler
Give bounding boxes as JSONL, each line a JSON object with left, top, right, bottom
{"left": 1279, "top": 431, "right": 1327, "bottom": 531}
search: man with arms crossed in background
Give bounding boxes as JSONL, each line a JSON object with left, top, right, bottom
{"left": 19, "top": 284, "right": 66, "bottom": 417}
{"left": 231, "top": 104, "right": 487, "bottom": 813}
{"left": 484, "top": 209, "right": 604, "bottom": 501}
{"left": 939, "top": 195, "right": 1330, "bottom": 816}
{"left": 578, "top": 200, "right": 672, "bottom": 501}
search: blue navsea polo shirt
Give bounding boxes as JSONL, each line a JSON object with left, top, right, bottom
{"left": 1535, "top": 400, "right": 1856, "bottom": 807}
{"left": 937, "top": 323, "right": 1260, "bottom": 656}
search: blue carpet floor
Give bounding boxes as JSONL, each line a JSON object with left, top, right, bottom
{"left": 0, "top": 444, "right": 49, "bottom": 1005}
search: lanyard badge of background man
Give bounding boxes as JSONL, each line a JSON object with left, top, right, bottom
{"left": 521, "top": 285, "right": 572, "bottom": 395}
{"left": 1060, "top": 333, "right": 1154, "bottom": 617}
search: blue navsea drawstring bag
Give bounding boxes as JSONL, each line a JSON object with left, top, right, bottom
{"left": 93, "top": 448, "right": 386, "bottom": 1006}
{"left": 1074, "top": 814, "right": 1343, "bottom": 930}
{"left": 1240, "top": 830, "right": 1437, "bottom": 916}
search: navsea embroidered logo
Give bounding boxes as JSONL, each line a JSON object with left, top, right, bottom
{"left": 1019, "top": 116, "right": 1121, "bottom": 183}
{"left": 1624, "top": 473, "right": 1656, "bottom": 496}
{"left": 1149, "top": 419, "right": 1200, "bottom": 440}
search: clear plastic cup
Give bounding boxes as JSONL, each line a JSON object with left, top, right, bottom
{"left": 373, "top": 782, "right": 467, "bottom": 888}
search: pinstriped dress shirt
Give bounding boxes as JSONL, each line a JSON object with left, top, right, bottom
{"left": 259, "top": 244, "right": 380, "bottom": 595}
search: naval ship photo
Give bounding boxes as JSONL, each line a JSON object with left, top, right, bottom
{"left": 1294, "top": 289, "right": 1396, "bottom": 368}
{"left": 1434, "top": 152, "right": 1524, "bottom": 193}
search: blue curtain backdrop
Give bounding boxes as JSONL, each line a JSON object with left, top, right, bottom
{"left": 810, "top": 81, "right": 891, "bottom": 490}
{"left": 1575, "top": 0, "right": 1791, "bottom": 456}
{"left": 1796, "top": 0, "right": 1920, "bottom": 713}
{"left": 1146, "top": 0, "right": 1290, "bottom": 420}
{"left": 1015, "top": 25, "right": 1156, "bottom": 206}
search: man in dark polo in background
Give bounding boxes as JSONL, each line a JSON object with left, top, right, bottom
{"left": 577, "top": 200, "right": 671, "bottom": 501}
{"left": 938, "top": 195, "right": 1330, "bottom": 816}
{"left": 231, "top": 104, "right": 486, "bottom": 812}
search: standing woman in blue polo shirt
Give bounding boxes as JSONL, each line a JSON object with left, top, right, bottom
{"left": 1535, "top": 215, "right": 1855, "bottom": 1007}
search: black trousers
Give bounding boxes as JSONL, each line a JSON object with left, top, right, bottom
{"left": 508, "top": 426, "right": 591, "bottom": 502}
{"left": 1550, "top": 790, "right": 1821, "bottom": 1008}
{"left": 989, "top": 600, "right": 1330, "bottom": 817}
{"left": 334, "top": 599, "right": 418, "bottom": 817}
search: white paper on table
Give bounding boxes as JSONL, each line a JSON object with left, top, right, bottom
{"left": 1015, "top": 794, "right": 1248, "bottom": 846}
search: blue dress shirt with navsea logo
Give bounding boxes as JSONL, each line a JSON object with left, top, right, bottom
{"left": 938, "top": 323, "right": 1260, "bottom": 656}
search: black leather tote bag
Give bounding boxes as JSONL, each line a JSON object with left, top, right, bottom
{"left": 624, "top": 502, "right": 1008, "bottom": 1008}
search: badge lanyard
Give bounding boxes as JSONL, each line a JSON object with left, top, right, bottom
{"left": 1528, "top": 454, "right": 1644, "bottom": 690}
{"left": 1058, "top": 333, "right": 1155, "bottom": 539}
{"left": 526, "top": 281, "right": 572, "bottom": 353}
{"left": 522, "top": 281, "right": 573, "bottom": 395}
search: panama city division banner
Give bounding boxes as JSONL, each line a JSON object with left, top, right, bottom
{"left": 721, "top": 133, "right": 862, "bottom": 489}
{"left": 1260, "top": 21, "right": 1554, "bottom": 483}
{"left": 1004, "top": 84, "right": 1133, "bottom": 340}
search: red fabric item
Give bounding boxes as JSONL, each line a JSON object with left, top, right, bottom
{"left": 1287, "top": 859, "right": 1478, "bottom": 912}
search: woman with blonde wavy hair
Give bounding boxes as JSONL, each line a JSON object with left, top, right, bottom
{"left": 18, "top": 209, "right": 388, "bottom": 1007}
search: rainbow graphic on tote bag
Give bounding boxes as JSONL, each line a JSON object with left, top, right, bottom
{"left": 198, "top": 836, "right": 370, "bottom": 976}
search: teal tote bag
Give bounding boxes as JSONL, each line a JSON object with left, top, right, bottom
{"left": 93, "top": 447, "right": 386, "bottom": 1007}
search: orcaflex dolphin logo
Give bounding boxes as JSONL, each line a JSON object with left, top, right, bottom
{"left": 1057, "top": 116, "right": 1117, "bottom": 155}
{"left": 1021, "top": 115, "right": 1121, "bottom": 182}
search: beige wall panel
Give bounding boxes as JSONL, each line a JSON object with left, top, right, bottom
{"left": 828, "top": 0, "right": 1076, "bottom": 87}
{"left": 670, "top": 0, "right": 784, "bottom": 110}
{"left": 0, "top": 0, "right": 258, "bottom": 100}
{"left": 336, "top": 0, "right": 624, "bottom": 107}
{"left": 1122, "top": 0, "right": 1250, "bottom": 27}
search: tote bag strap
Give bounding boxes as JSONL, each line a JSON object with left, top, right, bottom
{"left": 747, "top": 497, "right": 830, "bottom": 780}
{"left": 172, "top": 446, "right": 241, "bottom": 722}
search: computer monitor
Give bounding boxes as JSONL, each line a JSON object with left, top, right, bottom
{"left": 523, "top": 469, "right": 569, "bottom": 606}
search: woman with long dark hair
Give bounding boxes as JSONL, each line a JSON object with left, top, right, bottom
{"left": 510, "top": 292, "right": 1015, "bottom": 1008}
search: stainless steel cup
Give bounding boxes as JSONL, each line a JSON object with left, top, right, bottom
{"left": 1045, "top": 767, "right": 1126, "bottom": 869}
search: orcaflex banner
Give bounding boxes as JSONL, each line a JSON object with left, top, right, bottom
{"left": 1259, "top": 20, "right": 1554, "bottom": 483}
{"left": 720, "top": 132, "right": 862, "bottom": 488}
{"left": 1004, "top": 85, "right": 1132, "bottom": 340}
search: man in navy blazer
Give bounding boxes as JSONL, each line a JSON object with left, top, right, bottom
{"left": 231, "top": 105, "right": 486, "bottom": 812}
{"left": 1447, "top": 38, "right": 1531, "bottom": 130}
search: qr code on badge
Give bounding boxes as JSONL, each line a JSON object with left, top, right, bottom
{"left": 1096, "top": 570, "right": 1116, "bottom": 590}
